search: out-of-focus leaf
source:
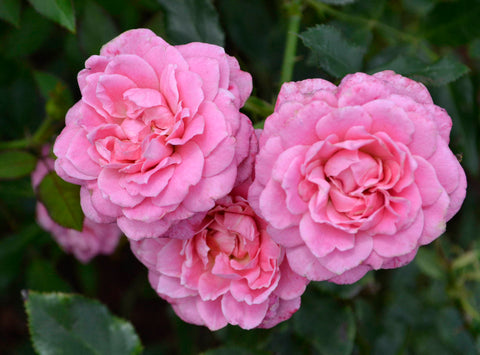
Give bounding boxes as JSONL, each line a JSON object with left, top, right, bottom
{"left": 28, "top": 0, "right": 76, "bottom": 32}
{"left": 401, "top": 0, "right": 435, "bottom": 15}
{"left": 0, "top": 151, "right": 37, "bottom": 179}
{"left": 78, "top": 0, "right": 117, "bottom": 55}
{"left": 415, "top": 248, "right": 446, "bottom": 280}
{"left": 0, "top": 0, "right": 21, "bottom": 26}
{"left": 0, "top": 7, "right": 53, "bottom": 59}
{"left": 37, "top": 172, "right": 84, "bottom": 231}
{"left": 300, "top": 25, "right": 365, "bottom": 77}
{"left": 0, "top": 225, "right": 40, "bottom": 292}
{"left": 26, "top": 258, "right": 72, "bottom": 292}
{"left": 436, "top": 308, "right": 477, "bottom": 354}
{"left": 33, "top": 71, "right": 61, "bottom": 99}
{"left": 25, "top": 291, "right": 143, "bottom": 355}
{"left": 422, "top": 0, "right": 480, "bottom": 46}
{"left": 204, "top": 346, "right": 268, "bottom": 355}
{"left": 293, "top": 291, "right": 356, "bottom": 355}
{"left": 315, "top": 0, "right": 357, "bottom": 5}
{"left": 157, "top": 0, "right": 224, "bottom": 45}
{"left": 469, "top": 39, "right": 480, "bottom": 59}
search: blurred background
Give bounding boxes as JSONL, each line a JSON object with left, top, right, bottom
{"left": 0, "top": 0, "right": 479, "bottom": 354}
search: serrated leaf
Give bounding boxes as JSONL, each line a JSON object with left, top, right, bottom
{"left": 411, "top": 56, "right": 470, "bottom": 86}
{"left": 300, "top": 25, "right": 365, "bottom": 78}
{"left": 25, "top": 291, "right": 143, "bottom": 355}
{"left": 157, "top": 0, "right": 224, "bottom": 45}
{"left": 0, "top": 151, "right": 37, "bottom": 179}
{"left": 293, "top": 292, "right": 356, "bottom": 355}
{"left": 28, "top": 0, "right": 76, "bottom": 33}
{"left": 0, "top": 0, "right": 21, "bottom": 26}
{"left": 371, "top": 54, "right": 469, "bottom": 86}
{"left": 37, "top": 172, "right": 84, "bottom": 231}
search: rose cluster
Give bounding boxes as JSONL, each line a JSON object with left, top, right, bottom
{"left": 47, "top": 29, "right": 466, "bottom": 330}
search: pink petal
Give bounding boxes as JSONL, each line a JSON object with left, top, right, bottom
{"left": 286, "top": 245, "right": 336, "bottom": 281}
{"left": 196, "top": 298, "right": 228, "bottom": 330}
{"left": 318, "top": 234, "right": 373, "bottom": 274}
{"left": 100, "top": 29, "right": 168, "bottom": 57}
{"left": 300, "top": 215, "right": 355, "bottom": 258}
{"left": 221, "top": 292, "right": 269, "bottom": 329}
{"left": 274, "top": 261, "right": 308, "bottom": 300}
{"left": 104, "top": 54, "right": 159, "bottom": 89}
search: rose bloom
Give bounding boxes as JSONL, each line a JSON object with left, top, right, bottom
{"left": 130, "top": 183, "right": 308, "bottom": 330}
{"left": 249, "top": 71, "right": 467, "bottom": 284}
{"left": 32, "top": 147, "right": 121, "bottom": 263}
{"left": 54, "top": 29, "right": 255, "bottom": 241}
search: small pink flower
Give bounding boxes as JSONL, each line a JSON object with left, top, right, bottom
{"left": 32, "top": 146, "right": 121, "bottom": 263}
{"left": 249, "top": 71, "right": 467, "bottom": 284}
{"left": 130, "top": 184, "right": 308, "bottom": 330}
{"left": 53, "top": 29, "right": 255, "bottom": 241}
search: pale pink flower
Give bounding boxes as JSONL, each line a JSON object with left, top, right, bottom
{"left": 249, "top": 71, "right": 467, "bottom": 284}
{"left": 130, "top": 184, "right": 308, "bottom": 330}
{"left": 32, "top": 146, "right": 121, "bottom": 263}
{"left": 53, "top": 29, "right": 254, "bottom": 241}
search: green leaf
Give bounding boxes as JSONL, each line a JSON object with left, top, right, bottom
{"left": 78, "top": 0, "right": 117, "bottom": 55}
{"left": 37, "top": 172, "right": 84, "bottom": 231}
{"left": 315, "top": 0, "right": 357, "bottom": 5}
{"left": 371, "top": 54, "right": 469, "bottom": 86}
{"left": 0, "top": 151, "right": 37, "bottom": 179}
{"left": 411, "top": 56, "right": 470, "bottom": 86}
{"left": 422, "top": 0, "right": 480, "bottom": 46}
{"left": 28, "top": 0, "right": 76, "bottom": 33}
{"left": 157, "top": 0, "right": 224, "bottom": 45}
{"left": 300, "top": 25, "right": 365, "bottom": 78}
{"left": 468, "top": 39, "right": 480, "bottom": 59}
{"left": 0, "top": 0, "right": 21, "bottom": 26}
{"left": 33, "top": 71, "right": 62, "bottom": 100}
{"left": 293, "top": 291, "right": 356, "bottom": 355}
{"left": 25, "top": 291, "right": 143, "bottom": 355}
{"left": 26, "top": 258, "right": 72, "bottom": 292}
{"left": 0, "top": 225, "right": 41, "bottom": 292}
{"left": 415, "top": 248, "right": 445, "bottom": 280}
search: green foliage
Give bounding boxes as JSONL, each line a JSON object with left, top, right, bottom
{"left": 0, "top": 0, "right": 21, "bottom": 26}
{"left": 37, "top": 172, "right": 84, "bottom": 231}
{"left": 0, "top": 0, "right": 479, "bottom": 354}
{"left": 27, "top": 0, "right": 76, "bottom": 33}
{"left": 300, "top": 25, "right": 365, "bottom": 78}
{"left": 157, "top": 0, "right": 224, "bottom": 45}
{"left": 293, "top": 290, "right": 356, "bottom": 355}
{"left": 0, "top": 151, "right": 37, "bottom": 179}
{"left": 25, "top": 291, "right": 143, "bottom": 355}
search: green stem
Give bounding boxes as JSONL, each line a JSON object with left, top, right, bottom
{"left": 244, "top": 96, "right": 274, "bottom": 118}
{"left": 306, "top": 0, "right": 438, "bottom": 61}
{"left": 280, "top": 0, "right": 303, "bottom": 84}
{"left": 0, "top": 113, "right": 58, "bottom": 151}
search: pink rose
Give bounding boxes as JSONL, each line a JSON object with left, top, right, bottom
{"left": 130, "top": 184, "right": 308, "bottom": 330}
{"left": 32, "top": 146, "right": 121, "bottom": 263}
{"left": 249, "top": 71, "right": 467, "bottom": 284}
{"left": 53, "top": 29, "right": 255, "bottom": 241}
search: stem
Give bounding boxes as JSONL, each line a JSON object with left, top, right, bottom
{"left": 280, "top": 0, "right": 303, "bottom": 84}
{"left": 243, "top": 96, "right": 275, "bottom": 119}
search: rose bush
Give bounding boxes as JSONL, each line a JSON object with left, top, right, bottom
{"left": 54, "top": 29, "right": 255, "bottom": 241}
{"left": 249, "top": 71, "right": 467, "bottom": 284}
{"left": 32, "top": 146, "right": 121, "bottom": 263}
{"left": 130, "top": 183, "right": 308, "bottom": 330}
